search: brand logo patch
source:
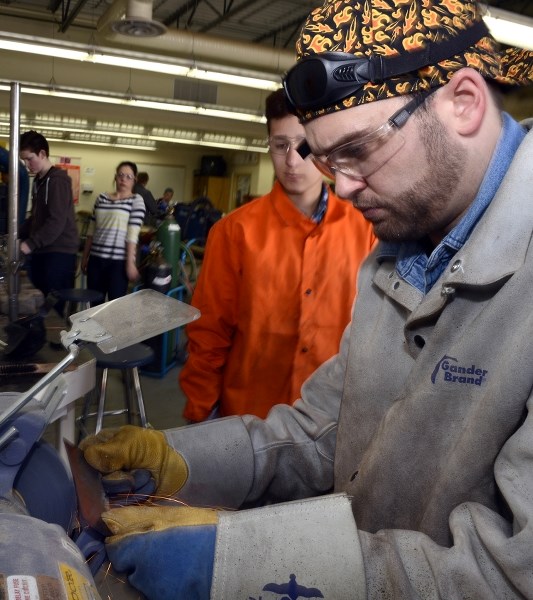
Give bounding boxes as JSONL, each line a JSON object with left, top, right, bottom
{"left": 249, "top": 573, "right": 324, "bottom": 599}
{"left": 431, "top": 355, "right": 488, "bottom": 386}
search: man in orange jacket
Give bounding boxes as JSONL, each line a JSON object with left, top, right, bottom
{"left": 180, "top": 88, "right": 376, "bottom": 421}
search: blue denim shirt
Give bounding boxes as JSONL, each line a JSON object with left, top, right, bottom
{"left": 311, "top": 183, "right": 329, "bottom": 224}
{"left": 377, "top": 113, "right": 527, "bottom": 294}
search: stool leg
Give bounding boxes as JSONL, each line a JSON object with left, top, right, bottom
{"left": 123, "top": 369, "right": 133, "bottom": 424}
{"left": 64, "top": 301, "right": 71, "bottom": 326}
{"left": 77, "top": 389, "right": 94, "bottom": 441}
{"left": 131, "top": 367, "right": 148, "bottom": 428}
{"left": 95, "top": 367, "right": 109, "bottom": 434}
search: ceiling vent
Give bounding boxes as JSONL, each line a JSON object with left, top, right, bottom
{"left": 174, "top": 79, "right": 218, "bottom": 105}
{"left": 110, "top": 0, "right": 167, "bottom": 38}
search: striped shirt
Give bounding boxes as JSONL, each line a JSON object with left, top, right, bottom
{"left": 87, "top": 192, "right": 146, "bottom": 260}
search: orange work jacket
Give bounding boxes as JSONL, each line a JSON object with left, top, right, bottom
{"left": 180, "top": 181, "right": 376, "bottom": 421}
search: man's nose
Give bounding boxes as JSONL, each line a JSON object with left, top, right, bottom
{"left": 334, "top": 173, "right": 368, "bottom": 198}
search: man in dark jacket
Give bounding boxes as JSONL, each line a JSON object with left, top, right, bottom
{"left": 134, "top": 171, "right": 158, "bottom": 226}
{"left": 19, "top": 130, "right": 79, "bottom": 314}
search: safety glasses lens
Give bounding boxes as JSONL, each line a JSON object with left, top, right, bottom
{"left": 315, "top": 127, "right": 405, "bottom": 179}
{"left": 268, "top": 136, "right": 306, "bottom": 155}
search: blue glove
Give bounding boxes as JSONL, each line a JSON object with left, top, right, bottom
{"left": 102, "top": 505, "right": 218, "bottom": 600}
{"left": 101, "top": 468, "right": 157, "bottom": 506}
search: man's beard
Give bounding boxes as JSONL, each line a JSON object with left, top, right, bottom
{"left": 353, "top": 108, "right": 467, "bottom": 243}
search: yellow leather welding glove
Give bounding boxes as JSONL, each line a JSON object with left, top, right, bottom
{"left": 80, "top": 425, "right": 188, "bottom": 498}
{"left": 102, "top": 505, "right": 218, "bottom": 600}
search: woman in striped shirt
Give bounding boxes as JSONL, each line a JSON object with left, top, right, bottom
{"left": 81, "top": 161, "right": 146, "bottom": 302}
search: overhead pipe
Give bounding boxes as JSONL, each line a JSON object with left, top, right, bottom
{"left": 97, "top": 0, "right": 296, "bottom": 75}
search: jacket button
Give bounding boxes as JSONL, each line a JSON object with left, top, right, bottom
{"left": 301, "top": 347, "right": 308, "bottom": 353}
{"left": 305, "top": 288, "right": 312, "bottom": 295}
{"left": 450, "top": 260, "right": 462, "bottom": 273}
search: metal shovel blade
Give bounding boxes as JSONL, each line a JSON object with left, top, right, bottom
{"left": 61, "top": 288, "right": 200, "bottom": 353}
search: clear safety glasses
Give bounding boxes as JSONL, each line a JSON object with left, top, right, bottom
{"left": 303, "top": 91, "right": 432, "bottom": 180}
{"left": 267, "top": 135, "right": 307, "bottom": 155}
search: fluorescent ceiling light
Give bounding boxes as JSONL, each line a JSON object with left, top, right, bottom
{"left": 0, "top": 40, "right": 87, "bottom": 61}
{"left": 0, "top": 32, "right": 281, "bottom": 92}
{"left": 0, "top": 112, "right": 269, "bottom": 154}
{"left": 483, "top": 7, "right": 533, "bottom": 51}
{"left": 0, "top": 80, "right": 266, "bottom": 124}
{"left": 0, "top": 126, "right": 157, "bottom": 152}
{"left": 46, "top": 137, "right": 156, "bottom": 151}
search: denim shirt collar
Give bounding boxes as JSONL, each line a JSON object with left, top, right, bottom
{"left": 377, "top": 113, "right": 527, "bottom": 294}
{"left": 310, "top": 183, "right": 329, "bottom": 223}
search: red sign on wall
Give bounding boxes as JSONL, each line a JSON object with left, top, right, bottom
{"left": 55, "top": 163, "right": 80, "bottom": 205}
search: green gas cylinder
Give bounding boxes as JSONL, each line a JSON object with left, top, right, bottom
{"left": 142, "top": 217, "right": 181, "bottom": 374}
{"left": 156, "top": 215, "right": 181, "bottom": 288}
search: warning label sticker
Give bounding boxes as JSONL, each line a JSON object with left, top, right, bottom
{"left": 6, "top": 575, "right": 39, "bottom": 599}
{"left": 59, "top": 563, "right": 100, "bottom": 600}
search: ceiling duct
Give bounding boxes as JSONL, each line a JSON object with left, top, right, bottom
{"left": 98, "top": 0, "right": 295, "bottom": 74}
{"left": 109, "top": 0, "right": 167, "bottom": 38}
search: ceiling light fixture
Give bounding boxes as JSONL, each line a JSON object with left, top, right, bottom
{"left": 47, "top": 137, "right": 157, "bottom": 151}
{"left": 0, "top": 125, "right": 157, "bottom": 152}
{"left": 482, "top": 7, "right": 533, "bottom": 51}
{"left": 0, "top": 80, "right": 266, "bottom": 124}
{"left": 0, "top": 32, "right": 281, "bottom": 92}
{"left": 0, "top": 112, "right": 268, "bottom": 154}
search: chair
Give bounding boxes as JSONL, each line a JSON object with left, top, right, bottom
{"left": 77, "top": 343, "right": 155, "bottom": 437}
{"left": 58, "top": 288, "right": 104, "bottom": 321}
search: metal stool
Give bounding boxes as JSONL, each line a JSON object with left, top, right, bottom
{"left": 77, "top": 343, "right": 155, "bottom": 437}
{"left": 58, "top": 288, "right": 104, "bottom": 321}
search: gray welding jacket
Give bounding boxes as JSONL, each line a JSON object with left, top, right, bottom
{"left": 167, "top": 122, "right": 533, "bottom": 598}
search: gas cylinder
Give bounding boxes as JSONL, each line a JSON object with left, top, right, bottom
{"left": 143, "top": 242, "right": 172, "bottom": 294}
{"left": 156, "top": 214, "right": 181, "bottom": 288}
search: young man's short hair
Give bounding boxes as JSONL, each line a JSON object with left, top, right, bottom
{"left": 137, "top": 172, "right": 149, "bottom": 185}
{"left": 20, "top": 130, "right": 50, "bottom": 157}
{"left": 265, "top": 88, "right": 292, "bottom": 133}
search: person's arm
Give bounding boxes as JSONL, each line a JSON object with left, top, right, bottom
{"left": 179, "top": 219, "right": 242, "bottom": 422}
{"left": 125, "top": 240, "right": 139, "bottom": 282}
{"left": 124, "top": 194, "right": 145, "bottom": 281}
{"left": 84, "top": 316, "right": 349, "bottom": 514}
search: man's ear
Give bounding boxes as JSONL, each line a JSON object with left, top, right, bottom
{"left": 438, "top": 67, "right": 487, "bottom": 137}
